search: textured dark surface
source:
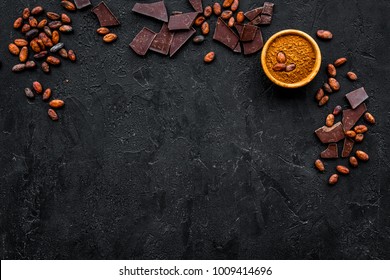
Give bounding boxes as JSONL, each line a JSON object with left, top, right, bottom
{"left": 0, "top": 0, "right": 390, "bottom": 260}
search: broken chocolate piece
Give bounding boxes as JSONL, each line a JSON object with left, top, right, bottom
{"left": 213, "top": 17, "right": 239, "bottom": 51}
{"left": 342, "top": 138, "right": 354, "bottom": 158}
{"left": 233, "top": 43, "right": 242, "bottom": 53}
{"left": 168, "top": 12, "right": 198, "bottom": 31}
{"left": 242, "top": 26, "right": 263, "bottom": 55}
{"left": 92, "top": 2, "right": 120, "bottom": 27}
{"left": 189, "top": 0, "right": 203, "bottom": 13}
{"left": 262, "top": 2, "right": 275, "bottom": 16}
{"left": 241, "top": 24, "right": 258, "bottom": 42}
{"left": 130, "top": 27, "right": 157, "bottom": 56}
{"left": 345, "top": 87, "right": 369, "bottom": 109}
{"left": 74, "top": 0, "right": 91, "bottom": 9}
{"left": 169, "top": 27, "right": 196, "bottom": 57}
{"left": 315, "top": 122, "right": 345, "bottom": 144}
{"left": 244, "top": 7, "right": 263, "bottom": 21}
{"left": 132, "top": 1, "right": 168, "bottom": 22}
{"left": 149, "top": 23, "right": 174, "bottom": 55}
{"left": 342, "top": 103, "right": 367, "bottom": 131}
{"left": 252, "top": 14, "right": 272, "bottom": 25}
{"left": 321, "top": 143, "right": 339, "bottom": 159}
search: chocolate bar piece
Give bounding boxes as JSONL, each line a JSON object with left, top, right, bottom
{"left": 132, "top": 1, "right": 168, "bottom": 22}
{"left": 315, "top": 122, "right": 345, "bottom": 144}
{"left": 92, "top": 2, "right": 120, "bottom": 27}
{"left": 234, "top": 24, "right": 257, "bottom": 42}
{"left": 244, "top": 7, "right": 263, "bottom": 21}
{"left": 189, "top": 0, "right": 203, "bottom": 13}
{"left": 74, "top": 0, "right": 91, "bottom": 9}
{"left": 130, "top": 27, "right": 157, "bottom": 56}
{"left": 321, "top": 143, "right": 338, "bottom": 159}
{"left": 252, "top": 14, "right": 272, "bottom": 25}
{"left": 170, "top": 27, "right": 196, "bottom": 57}
{"left": 342, "top": 103, "right": 367, "bottom": 131}
{"left": 262, "top": 2, "right": 275, "bottom": 16}
{"left": 345, "top": 87, "right": 369, "bottom": 109}
{"left": 342, "top": 138, "right": 354, "bottom": 158}
{"left": 168, "top": 12, "right": 198, "bottom": 31}
{"left": 149, "top": 23, "right": 174, "bottom": 55}
{"left": 242, "top": 26, "right": 263, "bottom": 55}
{"left": 213, "top": 17, "right": 239, "bottom": 51}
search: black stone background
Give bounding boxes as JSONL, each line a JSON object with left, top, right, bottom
{"left": 0, "top": 0, "right": 390, "bottom": 260}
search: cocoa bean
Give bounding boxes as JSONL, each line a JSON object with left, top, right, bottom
{"left": 19, "top": 46, "right": 28, "bottom": 62}
{"left": 44, "top": 26, "right": 52, "bottom": 37}
{"left": 194, "top": 16, "right": 205, "bottom": 26}
{"left": 68, "top": 50, "right": 76, "bottom": 62}
{"left": 236, "top": 11, "right": 245, "bottom": 23}
{"left": 12, "top": 64, "right": 26, "bottom": 72}
{"left": 43, "top": 88, "right": 52, "bottom": 101}
{"left": 48, "top": 109, "right": 59, "bottom": 121}
{"left": 59, "top": 48, "right": 68, "bottom": 58}
{"left": 272, "top": 63, "right": 286, "bottom": 71}
{"left": 327, "top": 64, "right": 336, "bottom": 77}
{"left": 285, "top": 64, "right": 296, "bottom": 72}
{"left": 49, "top": 99, "right": 65, "bottom": 108}
{"left": 61, "top": 1, "right": 76, "bottom": 11}
{"left": 336, "top": 165, "right": 350, "bottom": 175}
{"left": 34, "top": 51, "right": 48, "bottom": 59}
{"left": 21, "top": 23, "right": 31, "bottom": 33}
{"left": 97, "top": 27, "right": 110, "bottom": 35}
{"left": 193, "top": 35, "right": 205, "bottom": 44}
{"left": 14, "top": 39, "right": 29, "bottom": 47}
{"left": 276, "top": 51, "right": 286, "bottom": 63}
{"left": 328, "top": 174, "right": 339, "bottom": 185}
{"left": 221, "top": 10, "right": 233, "bottom": 20}
{"left": 46, "top": 56, "right": 61, "bottom": 65}
{"left": 328, "top": 78, "right": 340, "bottom": 91}
{"left": 31, "top": 6, "right": 44, "bottom": 15}
{"left": 333, "top": 105, "right": 342, "bottom": 116}
{"left": 323, "top": 82, "right": 332, "bottom": 93}
{"left": 48, "top": 21, "right": 62, "bottom": 29}
{"left": 50, "top": 43, "right": 64, "bottom": 53}
{"left": 8, "top": 43, "right": 20, "bottom": 55}
{"left": 37, "top": 19, "right": 48, "bottom": 29}
{"left": 41, "top": 61, "right": 50, "bottom": 73}
{"left": 213, "top": 3, "right": 222, "bottom": 16}
{"left": 29, "top": 16, "right": 38, "bottom": 28}
{"left": 349, "top": 156, "right": 358, "bottom": 167}
{"left": 22, "top": 8, "right": 30, "bottom": 20}
{"left": 204, "top": 6, "right": 212, "bottom": 17}
{"left": 26, "top": 29, "right": 39, "bottom": 40}
{"left": 347, "top": 71, "right": 358, "bottom": 81}
{"left": 47, "top": 12, "right": 60, "bottom": 20}
{"left": 204, "top": 51, "right": 215, "bottom": 63}
{"left": 59, "top": 25, "right": 73, "bottom": 33}
{"left": 364, "top": 112, "right": 376, "bottom": 124}
{"left": 315, "top": 88, "right": 324, "bottom": 101}
{"left": 30, "top": 39, "right": 41, "bottom": 53}
{"left": 356, "top": 150, "right": 369, "bottom": 161}
{"left": 25, "top": 88, "right": 34, "bottom": 99}
{"left": 355, "top": 134, "right": 364, "bottom": 143}
{"left": 326, "top": 114, "right": 335, "bottom": 127}
{"left": 201, "top": 22, "right": 210, "bottom": 35}
{"left": 314, "top": 159, "right": 325, "bottom": 172}
{"left": 334, "top": 57, "right": 347, "bottom": 67}
{"left": 228, "top": 17, "right": 235, "bottom": 27}
{"left": 25, "top": 61, "right": 37, "bottom": 69}
{"left": 223, "top": 0, "right": 234, "bottom": 8}
{"left": 103, "top": 33, "right": 118, "bottom": 43}
{"left": 316, "top": 30, "right": 333, "bottom": 40}
{"left": 14, "top": 17, "right": 23, "bottom": 29}
{"left": 345, "top": 130, "right": 356, "bottom": 138}
{"left": 61, "top": 13, "right": 72, "bottom": 24}
{"left": 33, "top": 81, "right": 43, "bottom": 94}
{"left": 354, "top": 125, "right": 368, "bottom": 134}
{"left": 231, "top": 0, "right": 239, "bottom": 12}
{"left": 318, "top": 95, "right": 329, "bottom": 106}
{"left": 52, "top": 31, "right": 60, "bottom": 44}
{"left": 39, "top": 32, "right": 53, "bottom": 47}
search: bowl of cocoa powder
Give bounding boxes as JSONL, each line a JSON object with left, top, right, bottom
{"left": 261, "top": 29, "right": 322, "bottom": 88}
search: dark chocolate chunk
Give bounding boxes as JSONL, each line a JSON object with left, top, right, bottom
{"left": 241, "top": 24, "right": 258, "bottom": 41}
{"left": 74, "top": 0, "right": 91, "bottom": 9}
{"left": 321, "top": 143, "right": 339, "bottom": 159}
{"left": 170, "top": 27, "right": 196, "bottom": 57}
{"left": 252, "top": 14, "right": 272, "bottom": 25}
{"left": 315, "top": 122, "right": 345, "bottom": 144}
{"left": 242, "top": 26, "right": 263, "bottom": 55}
{"left": 244, "top": 7, "right": 263, "bottom": 21}
{"left": 342, "top": 103, "right": 367, "bottom": 131}
{"left": 149, "top": 23, "right": 174, "bottom": 55}
{"left": 189, "top": 0, "right": 203, "bottom": 13}
{"left": 262, "top": 2, "right": 275, "bottom": 16}
{"left": 168, "top": 12, "right": 198, "bottom": 31}
{"left": 342, "top": 138, "right": 354, "bottom": 158}
{"left": 345, "top": 87, "right": 369, "bottom": 109}
{"left": 132, "top": 1, "right": 168, "bottom": 22}
{"left": 213, "top": 17, "right": 239, "bottom": 51}
{"left": 130, "top": 27, "right": 157, "bottom": 56}
{"left": 92, "top": 2, "right": 120, "bottom": 27}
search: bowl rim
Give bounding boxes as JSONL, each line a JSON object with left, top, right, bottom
{"left": 261, "top": 29, "right": 322, "bottom": 89}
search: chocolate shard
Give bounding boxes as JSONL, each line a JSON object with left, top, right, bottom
{"left": 342, "top": 103, "right": 367, "bottom": 131}
{"left": 242, "top": 26, "right": 263, "bottom": 55}
{"left": 169, "top": 27, "right": 196, "bottom": 57}
{"left": 251, "top": 14, "right": 272, "bottom": 25}
{"left": 345, "top": 87, "right": 369, "bottom": 109}
{"left": 189, "top": 0, "right": 203, "bottom": 13}
{"left": 149, "top": 23, "right": 174, "bottom": 55}
{"left": 213, "top": 17, "right": 239, "bottom": 51}
{"left": 74, "top": 0, "right": 91, "bottom": 9}
{"left": 233, "top": 43, "right": 242, "bottom": 53}
{"left": 262, "top": 2, "right": 275, "bottom": 16}
{"left": 168, "top": 12, "right": 198, "bottom": 31}
{"left": 342, "top": 138, "right": 354, "bottom": 158}
{"left": 132, "top": 1, "right": 168, "bottom": 22}
{"left": 241, "top": 24, "right": 258, "bottom": 41}
{"left": 130, "top": 27, "right": 157, "bottom": 56}
{"left": 321, "top": 143, "right": 339, "bottom": 159}
{"left": 92, "top": 2, "right": 120, "bottom": 27}
{"left": 315, "top": 122, "right": 345, "bottom": 144}
{"left": 244, "top": 7, "right": 263, "bottom": 21}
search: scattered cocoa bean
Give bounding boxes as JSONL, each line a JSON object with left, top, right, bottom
{"left": 48, "top": 21, "right": 62, "bottom": 29}
{"left": 61, "top": 1, "right": 76, "bottom": 11}
{"left": 61, "top": 13, "right": 72, "bottom": 24}
{"left": 213, "top": 3, "right": 222, "bottom": 16}
{"left": 201, "top": 22, "right": 210, "bottom": 35}
{"left": 37, "top": 19, "right": 48, "bottom": 29}
{"left": 97, "top": 27, "right": 110, "bottom": 35}
{"left": 46, "top": 56, "right": 61, "bottom": 65}
{"left": 328, "top": 174, "right": 339, "bottom": 185}
{"left": 59, "top": 48, "right": 68, "bottom": 58}
{"left": 50, "top": 43, "right": 64, "bottom": 53}
{"left": 228, "top": 17, "right": 235, "bottom": 27}
{"left": 276, "top": 51, "right": 286, "bottom": 63}
{"left": 221, "top": 10, "right": 233, "bottom": 20}
{"left": 315, "top": 159, "right": 325, "bottom": 172}
{"left": 347, "top": 71, "right": 357, "bottom": 81}
{"left": 231, "top": 0, "right": 239, "bottom": 11}
{"left": 334, "top": 57, "right": 347, "bottom": 67}
{"left": 333, "top": 105, "right": 342, "bottom": 116}
{"left": 68, "top": 50, "right": 76, "bottom": 62}
{"left": 204, "top": 6, "right": 212, "bottom": 17}
{"left": 41, "top": 61, "right": 50, "bottom": 73}
{"left": 193, "top": 35, "right": 205, "bottom": 44}
{"left": 30, "top": 39, "right": 41, "bottom": 53}
{"left": 103, "top": 33, "right": 117, "bottom": 43}
{"left": 48, "top": 109, "right": 59, "bottom": 121}
{"left": 39, "top": 32, "right": 53, "bottom": 47}
{"left": 49, "top": 99, "right": 65, "bottom": 108}
{"left": 31, "top": 6, "right": 44, "bottom": 15}
{"left": 37, "top": 39, "right": 45, "bottom": 50}
{"left": 236, "top": 11, "right": 245, "bottom": 23}
{"left": 14, "top": 17, "right": 23, "bottom": 29}
{"left": 14, "top": 39, "right": 28, "bottom": 47}
{"left": 47, "top": 12, "right": 60, "bottom": 20}
{"left": 44, "top": 26, "right": 52, "bottom": 37}
{"left": 24, "top": 88, "right": 34, "bottom": 99}
{"left": 356, "top": 150, "right": 369, "bottom": 161}
{"left": 326, "top": 114, "right": 335, "bottom": 127}
{"left": 355, "top": 133, "right": 364, "bottom": 143}
{"left": 52, "top": 31, "right": 60, "bottom": 44}
{"left": 29, "top": 16, "right": 38, "bottom": 28}
{"left": 42, "top": 88, "right": 52, "bottom": 101}
{"left": 204, "top": 51, "right": 215, "bottom": 63}
{"left": 272, "top": 63, "right": 286, "bottom": 71}
{"left": 328, "top": 77, "right": 340, "bottom": 91}
{"left": 33, "top": 81, "right": 43, "bottom": 94}
{"left": 336, "top": 165, "right": 350, "bottom": 175}
{"left": 354, "top": 125, "right": 368, "bottom": 134}
{"left": 345, "top": 130, "right": 357, "bottom": 138}
{"left": 316, "top": 30, "right": 333, "bottom": 40}
{"left": 364, "top": 112, "right": 375, "bottom": 124}
{"left": 21, "top": 23, "right": 31, "bottom": 33}
{"left": 25, "top": 61, "right": 36, "bottom": 69}
{"left": 323, "top": 82, "right": 332, "bottom": 93}
{"left": 8, "top": 43, "right": 20, "bottom": 56}
{"left": 327, "top": 64, "right": 336, "bottom": 77}
{"left": 318, "top": 95, "right": 329, "bottom": 106}
{"left": 12, "top": 64, "right": 26, "bottom": 72}
{"left": 349, "top": 156, "right": 358, "bottom": 167}
{"left": 285, "top": 64, "right": 296, "bottom": 72}
{"left": 34, "top": 51, "right": 48, "bottom": 59}
{"left": 26, "top": 29, "right": 39, "bottom": 40}
{"left": 19, "top": 46, "right": 28, "bottom": 62}
{"left": 22, "top": 8, "right": 30, "bottom": 20}
{"left": 315, "top": 88, "right": 324, "bottom": 101}
{"left": 59, "top": 25, "right": 73, "bottom": 33}
{"left": 194, "top": 16, "right": 205, "bottom": 26}
{"left": 223, "top": 0, "right": 234, "bottom": 8}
